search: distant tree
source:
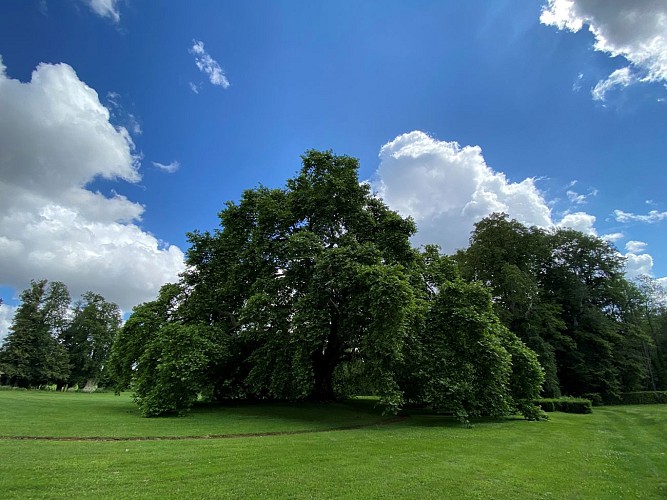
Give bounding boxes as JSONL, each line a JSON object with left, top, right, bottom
{"left": 0, "top": 280, "right": 70, "bottom": 387}
{"left": 457, "top": 213, "right": 652, "bottom": 400}
{"left": 62, "top": 292, "right": 121, "bottom": 389}
{"left": 108, "top": 283, "right": 225, "bottom": 416}
{"left": 633, "top": 276, "right": 667, "bottom": 390}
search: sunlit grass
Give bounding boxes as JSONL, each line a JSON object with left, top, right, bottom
{"left": 0, "top": 391, "right": 665, "bottom": 498}
{"left": 0, "top": 390, "right": 386, "bottom": 438}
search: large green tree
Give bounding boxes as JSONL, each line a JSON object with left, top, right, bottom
{"left": 0, "top": 280, "right": 70, "bottom": 387}
{"left": 113, "top": 151, "right": 417, "bottom": 415}
{"left": 112, "top": 151, "right": 544, "bottom": 418}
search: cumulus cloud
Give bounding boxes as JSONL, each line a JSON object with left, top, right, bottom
{"left": 557, "top": 212, "right": 597, "bottom": 234}
{"left": 152, "top": 161, "right": 181, "bottom": 174}
{"left": 625, "top": 252, "right": 654, "bottom": 279}
{"left": 190, "top": 40, "right": 230, "bottom": 89}
{"left": 602, "top": 232, "right": 624, "bottom": 243}
{"left": 622, "top": 240, "right": 655, "bottom": 279}
{"left": 540, "top": 0, "right": 667, "bottom": 99}
{"left": 372, "top": 130, "right": 664, "bottom": 284}
{"left": 82, "top": 0, "right": 120, "bottom": 23}
{"left": 0, "top": 57, "right": 185, "bottom": 315}
{"left": 625, "top": 240, "right": 648, "bottom": 254}
{"left": 614, "top": 209, "right": 667, "bottom": 224}
{"left": 372, "top": 131, "right": 553, "bottom": 252}
{"left": 0, "top": 303, "right": 17, "bottom": 344}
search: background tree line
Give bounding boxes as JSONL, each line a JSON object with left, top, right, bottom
{"left": 455, "top": 213, "right": 667, "bottom": 399}
{"left": 0, "top": 280, "right": 120, "bottom": 390}
{"left": 3, "top": 151, "right": 665, "bottom": 419}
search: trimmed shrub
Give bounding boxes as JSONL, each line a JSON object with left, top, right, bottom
{"left": 581, "top": 393, "right": 603, "bottom": 406}
{"left": 618, "top": 391, "right": 667, "bottom": 405}
{"left": 536, "top": 397, "right": 592, "bottom": 414}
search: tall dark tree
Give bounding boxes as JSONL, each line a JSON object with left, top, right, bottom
{"left": 186, "top": 150, "right": 417, "bottom": 408}
{"left": 457, "top": 213, "right": 651, "bottom": 399}
{"left": 62, "top": 292, "right": 121, "bottom": 389}
{"left": 633, "top": 276, "right": 667, "bottom": 390}
{"left": 456, "top": 214, "right": 564, "bottom": 396}
{"left": 0, "top": 280, "right": 70, "bottom": 387}
{"left": 543, "top": 228, "right": 645, "bottom": 397}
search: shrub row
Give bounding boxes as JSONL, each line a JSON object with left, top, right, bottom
{"left": 535, "top": 397, "right": 593, "bottom": 414}
{"left": 615, "top": 391, "right": 667, "bottom": 405}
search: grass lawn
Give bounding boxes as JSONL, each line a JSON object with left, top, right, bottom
{"left": 0, "top": 391, "right": 665, "bottom": 499}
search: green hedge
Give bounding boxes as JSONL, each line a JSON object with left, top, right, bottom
{"left": 581, "top": 392, "right": 603, "bottom": 406}
{"left": 617, "top": 391, "right": 667, "bottom": 405}
{"left": 535, "top": 397, "right": 592, "bottom": 414}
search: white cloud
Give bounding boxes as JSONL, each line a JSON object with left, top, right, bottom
{"left": 557, "top": 211, "right": 597, "bottom": 235}
{"left": 602, "top": 232, "right": 624, "bottom": 243}
{"left": 190, "top": 40, "right": 230, "bottom": 89}
{"left": 591, "top": 67, "right": 636, "bottom": 101}
{"left": 625, "top": 240, "right": 648, "bottom": 254}
{"left": 0, "top": 303, "right": 17, "bottom": 345}
{"left": 0, "top": 57, "right": 185, "bottom": 312}
{"left": 566, "top": 190, "right": 586, "bottom": 204}
{"left": 82, "top": 0, "right": 120, "bottom": 23}
{"left": 189, "top": 82, "right": 200, "bottom": 94}
{"left": 541, "top": 0, "right": 667, "bottom": 97}
{"left": 106, "top": 92, "right": 142, "bottom": 137}
{"left": 372, "top": 131, "right": 663, "bottom": 285}
{"left": 152, "top": 161, "right": 181, "bottom": 174}
{"left": 372, "top": 131, "right": 553, "bottom": 252}
{"left": 614, "top": 209, "right": 667, "bottom": 224}
{"left": 625, "top": 252, "right": 654, "bottom": 280}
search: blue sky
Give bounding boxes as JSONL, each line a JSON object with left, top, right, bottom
{"left": 1, "top": 0, "right": 666, "bottom": 339}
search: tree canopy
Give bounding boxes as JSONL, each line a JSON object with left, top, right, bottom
{"left": 0, "top": 280, "right": 121, "bottom": 389}
{"left": 111, "top": 151, "right": 545, "bottom": 419}
{"left": 456, "top": 213, "right": 663, "bottom": 400}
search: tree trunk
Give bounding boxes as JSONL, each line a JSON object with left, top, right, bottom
{"left": 311, "top": 310, "right": 341, "bottom": 401}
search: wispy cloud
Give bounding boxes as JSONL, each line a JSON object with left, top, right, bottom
{"left": 591, "top": 67, "right": 636, "bottom": 102}
{"left": 566, "top": 186, "right": 597, "bottom": 205}
{"left": 189, "top": 40, "right": 230, "bottom": 89}
{"left": 106, "top": 91, "right": 142, "bottom": 137}
{"left": 81, "top": 0, "right": 120, "bottom": 23}
{"left": 152, "top": 161, "right": 181, "bottom": 174}
{"left": 614, "top": 209, "right": 667, "bottom": 224}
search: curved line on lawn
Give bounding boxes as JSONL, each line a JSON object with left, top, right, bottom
{"left": 0, "top": 416, "right": 406, "bottom": 442}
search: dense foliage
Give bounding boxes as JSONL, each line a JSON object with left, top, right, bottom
{"left": 0, "top": 280, "right": 120, "bottom": 389}
{"left": 111, "top": 151, "right": 544, "bottom": 418}
{"left": 455, "top": 213, "right": 667, "bottom": 400}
